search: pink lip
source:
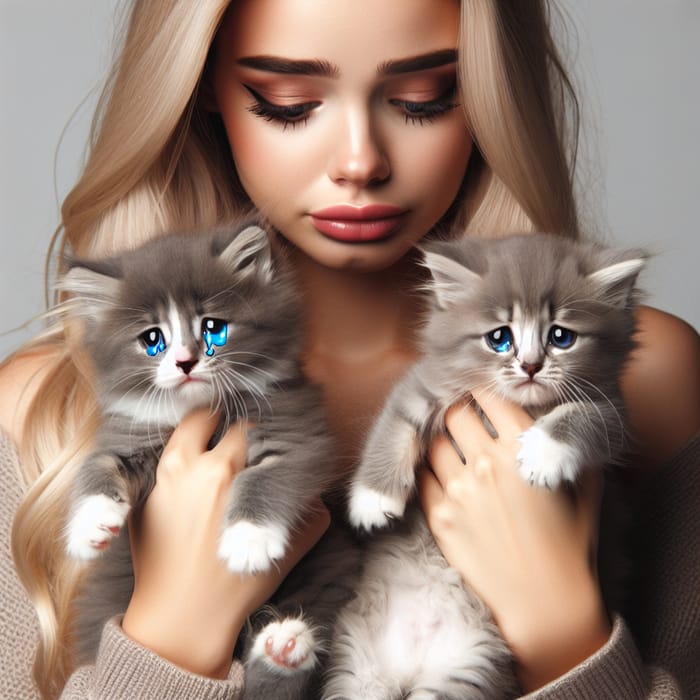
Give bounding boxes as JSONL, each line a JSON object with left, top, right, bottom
{"left": 310, "top": 205, "right": 408, "bottom": 243}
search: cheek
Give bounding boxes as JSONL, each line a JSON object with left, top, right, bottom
{"left": 402, "top": 120, "right": 472, "bottom": 204}
{"left": 223, "top": 113, "right": 314, "bottom": 212}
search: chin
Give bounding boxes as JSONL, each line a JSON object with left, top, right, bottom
{"left": 285, "top": 227, "right": 418, "bottom": 273}
{"left": 174, "top": 382, "right": 213, "bottom": 414}
{"left": 511, "top": 383, "right": 555, "bottom": 409}
{"left": 315, "top": 242, "right": 415, "bottom": 273}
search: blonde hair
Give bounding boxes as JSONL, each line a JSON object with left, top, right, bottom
{"left": 10, "top": 1, "right": 581, "bottom": 696}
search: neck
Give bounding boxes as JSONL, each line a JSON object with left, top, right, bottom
{"left": 290, "top": 248, "right": 427, "bottom": 366}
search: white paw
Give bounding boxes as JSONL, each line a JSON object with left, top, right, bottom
{"left": 218, "top": 521, "right": 288, "bottom": 574}
{"left": 66, "top": 494, "right": 130, "bottom": 559}
{"left": 348, "top": 484, "right": 405, "bottom": 531}
{"left": 250, "top": 618, "right": 318, "bottom": 673}
{"left": 517, "top": 426, "right": 582, "bottom": 488}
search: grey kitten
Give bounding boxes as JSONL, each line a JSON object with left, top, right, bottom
{"left": 325, "top": 233, "right": 644, "bottom": 700}
{"left": 62, "top": 223, "right": 355, "bottom": 695}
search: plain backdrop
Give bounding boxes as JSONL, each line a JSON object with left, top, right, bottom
{"left": 1, "top": 0, "right": 698, "bottom": 360}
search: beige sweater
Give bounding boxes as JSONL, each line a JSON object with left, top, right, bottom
{"left": 1, "top": 429, "right": 698, "bottom": 699}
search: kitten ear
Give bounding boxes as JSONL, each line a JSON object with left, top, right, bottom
{"left": 217, "top": 225, "right": 274, "bottom": 283}
{"left": 587, "top": 254, "right": 646, "bottom": 308}
{"left": 58, "top": 258, "right": 123, "bottom": 317}
{"left": 420, "top": 245, "right": 482, "bottom": 309}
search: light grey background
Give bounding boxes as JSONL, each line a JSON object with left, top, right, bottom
{"left": 1, "top": 0, "right": 698, "bottom": 360}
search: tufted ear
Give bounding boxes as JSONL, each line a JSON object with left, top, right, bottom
{"left": 587, "top": 255, "right": 646, "bottom": 308}
{"left": 58, "top": 258, "right": 123, "bottom": 319}
{"left": 420, "top": 244, "right": 482, "bottom": 310}
{"left": 216, "top": 225, "right": 274, "bottom": 283}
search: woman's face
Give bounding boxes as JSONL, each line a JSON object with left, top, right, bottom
{"left": 212, "top": 0, "right": 472, "bottom": 272}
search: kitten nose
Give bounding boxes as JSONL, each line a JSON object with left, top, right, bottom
{"left": 176, "top": 358, "right": 198, "bottom": 375}
{"left": 521, "top": 362, "right": 543, "bottom": 379}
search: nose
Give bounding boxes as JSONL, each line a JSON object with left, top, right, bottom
{"left": 327, "top": 108, "right": 390, "bottom": 187}
{"left": 520, "top": 362, "right": 543, "bottom": 379}
{"left": 176, "top": 358, "right": 198, "bottom": 375}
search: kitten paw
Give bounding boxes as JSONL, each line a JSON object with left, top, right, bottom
{"left": 517, "top": 426, "right": 582, "bottom": 488}
{"left": 348, "top": 485, "right": 405, "bottom": 531}
{"left": 218, "top": 521, "right": 288, "bottom": 574}
{"left": 250, "top": 618, "right": 318, "bottom": 673}
{"left": 66, "top": 494, "right": 130, "bottom": 559}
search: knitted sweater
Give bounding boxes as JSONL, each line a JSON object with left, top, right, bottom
{"left": 1, "top": 429, "right": 698, "bottom": 699}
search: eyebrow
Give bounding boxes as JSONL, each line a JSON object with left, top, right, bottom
{"left": 378, "top": 49, "right": 458, "bottom": 76}
{"left": 236, "top": 49, "right": 458, "bottom": 79}
{"left": 237, "top": 56, "right": 339, "bottom": 78}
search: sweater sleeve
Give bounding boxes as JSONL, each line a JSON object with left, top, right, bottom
{"left": 522, "top": 615, "right": 682, "bottom": 699}
{"left": 0, "top": 430, "right": 245, "bottom": 700}
{"left": 0, "top": 433, "right": 41, "bottom": 699}
{"left": 524, "top": 431, "right": 700, "bottom": 699}
{"left": 61, "top": 618, "right": 244, "bottom": 699}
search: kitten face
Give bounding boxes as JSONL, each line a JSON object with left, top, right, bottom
{"left": 62, "top": 225, "right": 300, "bottom": 426}
{"left": 478, "top": 301, "right": 592, "bottom": 408}
{"left": 106, "top": 303, "right": 231, "bottom": 423}
{"left": 421, "top": 233, "right": 644, "bottom": 411}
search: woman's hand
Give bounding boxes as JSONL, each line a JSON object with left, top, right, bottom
{"left": 121, "top": 409, "right": 329, "bottom": 679}
{"left": 419, "top": 391, "right": 611, "bottom": 691}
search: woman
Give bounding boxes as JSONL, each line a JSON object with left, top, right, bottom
{"left": 1, "top": 0, "right": 698, "bottom": 697}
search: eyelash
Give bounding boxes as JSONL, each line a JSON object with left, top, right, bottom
{"left": 390, "top": 86, "right": 459, "bottom": 125}
{"left": 243, "top": 84, "right": 458, "bottom": 129}
{"left": 244, "top": 84, "right": 319, "bottom": 129}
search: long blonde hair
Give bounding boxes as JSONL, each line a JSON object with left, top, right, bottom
{"left": 10, "top": 1, "right": 580, "bottom": 696}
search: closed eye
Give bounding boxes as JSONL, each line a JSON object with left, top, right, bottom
{"left": 389, "top": 85, "right": 458, "bottom": 125}
{"left": 244, "top": 84, "right": 321, "bottom": 129}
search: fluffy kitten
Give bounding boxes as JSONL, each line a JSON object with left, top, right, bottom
{"left": 62, "top": 223, "right": 355, "bottom": 695}
{"left": 325, "top": 233, "right": 645, "bottom": 700}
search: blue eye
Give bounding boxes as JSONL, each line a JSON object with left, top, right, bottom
{"left": 485, "top": 327, "right": 513, "bottom": 353}
{"left": 202, "top": 318, "right": 228, "bottom": 356}
{"left": 140, "top": 328, "right": 166, "bottom": 356}
{"left": 548, "top": 325, "right": 577, "bottom": 349}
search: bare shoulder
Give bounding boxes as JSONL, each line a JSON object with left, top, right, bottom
{"left": 0, "top": 348, "right": 58, "bottom": 447}
{"left": 621, "top": 305, "right": 700, "bottom": 470}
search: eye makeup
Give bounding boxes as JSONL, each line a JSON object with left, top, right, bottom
{"left": 237, "top": 49, "right": 460, "bottom": 130}
{"left": 242, "top": 77, "right": 459, "bottom": 129}
{"left": 243, "top": 84, "right": 321, "bottom": 128}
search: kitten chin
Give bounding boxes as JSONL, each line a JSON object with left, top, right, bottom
{"left": 106, "top": 381, "right": 213, "bottom": 426}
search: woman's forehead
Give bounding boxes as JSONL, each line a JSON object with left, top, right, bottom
{"left": 217, "top": 0, "right": 460, "bottom": 74}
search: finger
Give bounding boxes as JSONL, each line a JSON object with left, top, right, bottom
{"left": 443, "top": 400, "right": 499, "bottom": 459}
{"left": 417, "top": 467, "right": 444, "bottom": 518}
{"left": 161, "top": 409, "right": 219, "bottom": 461}
{"left": 427, "top": 432, "right": 466, "bottom": 486}
{"left": 208, "top": 421, "right": 249, "bottom": 476}
{"left": 470, "top": 389, "right": 533, "bottom": 439}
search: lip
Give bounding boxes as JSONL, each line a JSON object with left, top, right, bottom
{"left": 310, "top": 205, "right": 408, "bottom": 243}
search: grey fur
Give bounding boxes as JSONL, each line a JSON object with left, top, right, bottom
{"left": 63, "top": 223, "right": 355, "bottom": 697}
{"left": 328, "top": 233, "right": 645, "bottom": 699}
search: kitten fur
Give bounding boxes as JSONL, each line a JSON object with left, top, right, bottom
{"left": 326, "top": 233, "right": 645, "bottom": 699}
{"left": 62, "top": 223, "right": 357, "bottom": 697}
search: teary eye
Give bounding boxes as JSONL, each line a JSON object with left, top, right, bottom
{"left": 139, "top": 327, "right": 166, "bottom": 356}
{"left": 202, "top": 318, "right": 228, "bottom": 356}
{"left": 485, "top": 326, "right": 513, "bottom": 353}
{"left": 548, "top": 325, "right": 577, "bottom": 349}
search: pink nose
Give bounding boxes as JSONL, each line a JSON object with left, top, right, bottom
{"left": 521, "top": 362, "right": 542, "bottom": 379}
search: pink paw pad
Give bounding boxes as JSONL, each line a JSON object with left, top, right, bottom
{"left": 251, "top": 619, "right": 318, "bottom": 673}
{"left": 265, "top": 636, "right": 306, "bottom": 668}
